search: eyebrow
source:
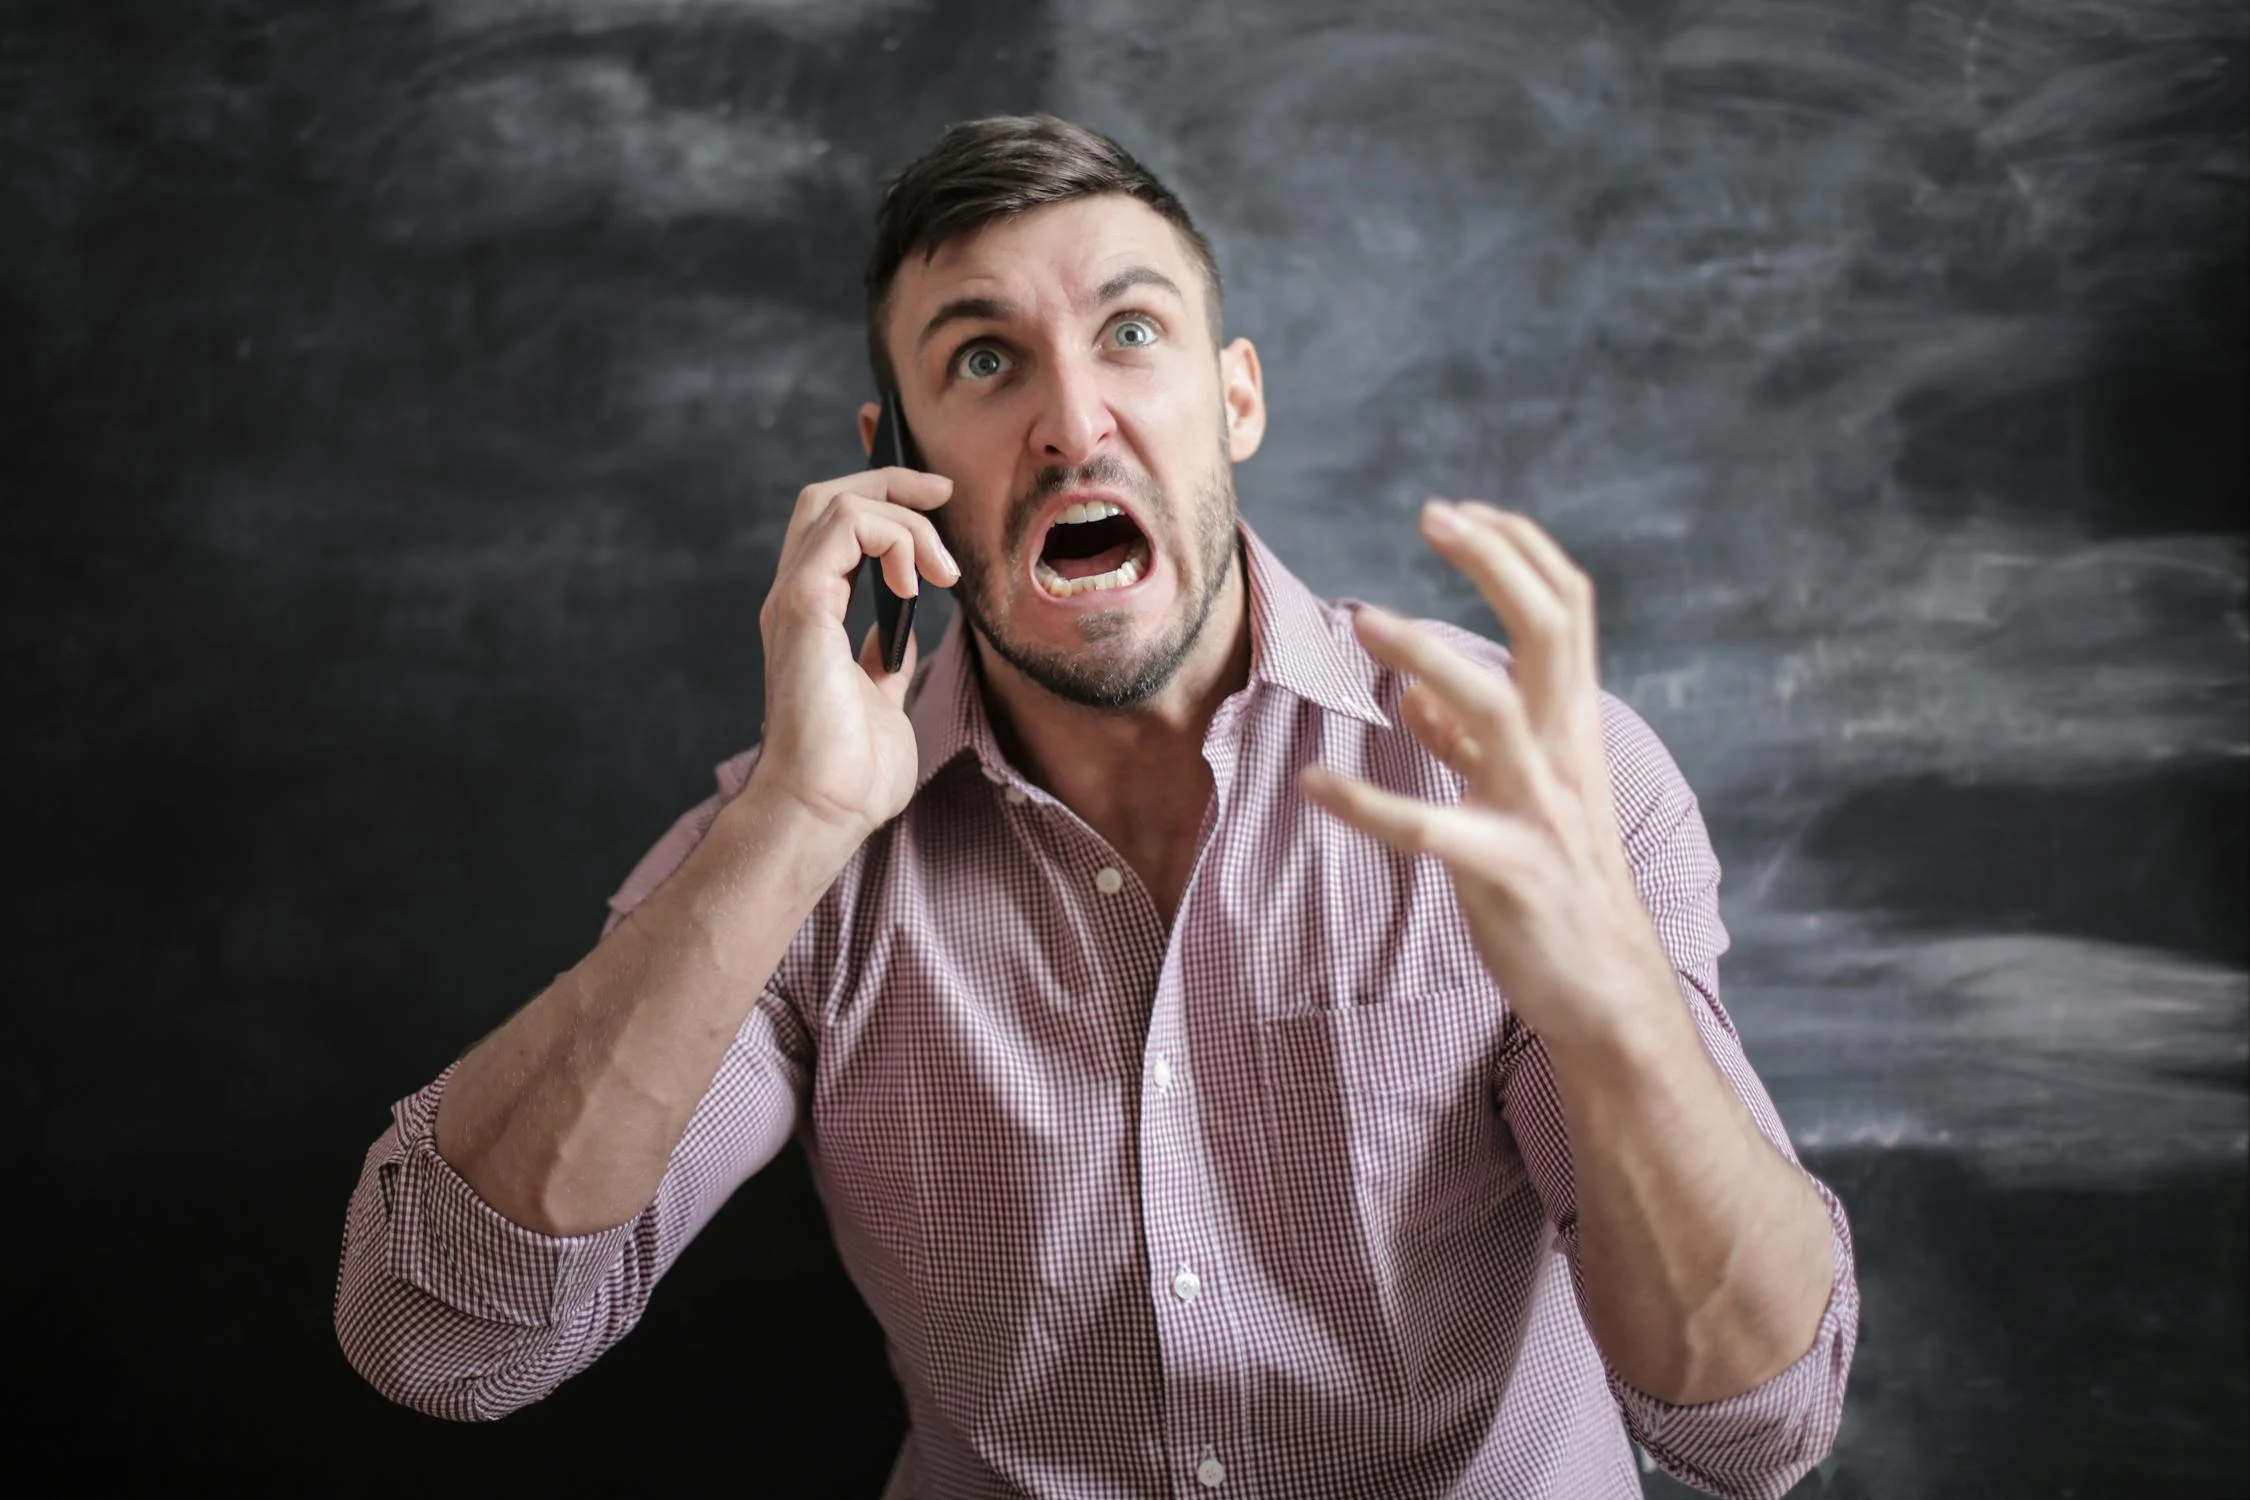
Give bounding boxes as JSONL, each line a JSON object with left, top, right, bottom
{"left": 916, "top": 296, "right": 1016, "bottom": 354}
{"left": 913, "top": 266, "right": 1188, "bottom": 354}
{"left": 1087, "top": 266, "right": 1186, "bottom": 310}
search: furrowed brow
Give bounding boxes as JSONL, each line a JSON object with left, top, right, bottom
{"left": 917, "top": 296, "right": 1017, "bottom": 353}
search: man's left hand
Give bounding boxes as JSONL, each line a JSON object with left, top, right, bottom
{"left": 1299, "top": 499, "right": 1678, "bottom": 1054}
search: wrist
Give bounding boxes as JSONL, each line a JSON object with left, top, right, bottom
{"left": 1533, "top": 952, "right": 1696, "bottom": 1081}
{"left": 701, "top": 778, "right": 865, "bottom": 922}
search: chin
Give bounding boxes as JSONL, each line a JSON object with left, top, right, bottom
{"left": 977, "top": 577, "right": 1214, "bottom": 711}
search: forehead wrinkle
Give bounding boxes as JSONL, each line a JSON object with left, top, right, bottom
{"left": 1081, "top": 265, "right": 1186, "bottom": 314}
{"left": 916, "top": 294, "right": 1017, "bottom": 353}
{"left": 918, "top": 264, "right": 1181, "bottom": 352}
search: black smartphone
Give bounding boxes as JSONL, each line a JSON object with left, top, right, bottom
{"left": 867, "top": 388, "right": 924, "bottom": 674}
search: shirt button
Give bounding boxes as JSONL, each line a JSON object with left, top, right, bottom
{"left": 979, "top": 762, "right": 1006, "bottom": 784}
{"left": 1004, "top": 786, "right": 1028, "bottom": 805}
{"left": 1094, "top": 866, "right": 1124, "bottom": 895}
{"left": 1171, "top": 1266, "right": 1201, "bottom": 1303}
{"left": 1151, "top": 1054, "right": 1173, "bottom": 1092}
{"left": 1196, "top": 1456, "right": 1227, "bottom": 1488}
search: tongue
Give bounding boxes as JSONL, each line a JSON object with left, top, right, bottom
{"left": 1052, "top": 540, "right": 1135, "bottom": 580}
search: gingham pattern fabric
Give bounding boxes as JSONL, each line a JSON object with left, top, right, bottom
{"left": 337, "top": 522, "right": 1857, "bottom": 1500}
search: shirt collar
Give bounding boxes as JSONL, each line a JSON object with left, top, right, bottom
{"left": 1237, "top": 518, "right": 1390, "bottom": 730}
{"left": 907, "top": 517, "right": 1388, "bottom": 794}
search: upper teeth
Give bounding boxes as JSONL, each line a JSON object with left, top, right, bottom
{"left": 1056, "top": 500, "right": 1123, "bottom": 525}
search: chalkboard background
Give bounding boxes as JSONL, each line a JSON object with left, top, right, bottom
{"left": 5, "top": 1, "right": 2243, "bottom": 1494}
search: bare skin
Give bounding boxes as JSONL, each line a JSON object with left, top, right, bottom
{"left": 432, "top": 190, "right": 1831, "bottom": 1407}
{"left": 1300, "top": 501, "right": 1837, "bottom": 1402}
{"left": 979, "top": 636, "right": 1244, "bottom": 927}
{"left": 856, "top": 196, "right": 1267, "bottom": 925}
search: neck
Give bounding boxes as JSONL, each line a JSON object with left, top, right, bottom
{"left": 971, "top": 546, "right": 1253, "bottom": 917}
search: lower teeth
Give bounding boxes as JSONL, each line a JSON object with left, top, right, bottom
{"left": 1037, "top": 543, "right": 1148, "bottom": 598}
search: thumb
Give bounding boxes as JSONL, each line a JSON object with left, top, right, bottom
{"left": 859, "top": 622, "right": 919, "bottom": 707}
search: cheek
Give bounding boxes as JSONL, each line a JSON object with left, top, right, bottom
{"left": 942, "top": 493, "right": 1026, "bottom": 583}
{"left": 1120, "top": 392, "right": 1220, "bottom": 506}
{"left": 931, "top": 416, "right": 1028, "bottom": 545}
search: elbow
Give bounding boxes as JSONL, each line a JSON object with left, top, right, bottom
{"left": 332, "top": 1267, "right": 550, "bottom": 1424}
{"left": 1633, "top": 1138, "right": 1861, "bottom": 1496}
{"left": 1634, "top": 1297, "right": 1858, "bottom": 1500}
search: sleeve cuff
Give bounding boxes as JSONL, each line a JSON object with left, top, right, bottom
{"left": 376, "top": 1066, "right": 635, "bottom": 1330}
{"left": 1612, "top": 1267, "right": 1847, "bottom": 1449}
{"left": 1609, "top": 1181, "right": 1860, "bottom": 1489}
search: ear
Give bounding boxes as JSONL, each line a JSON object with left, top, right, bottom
{"left": 857, "top": 401, "right": 882, "bottom": 460}
{"left": 1219, "top": 337, "right": 1265, "bottom": 463}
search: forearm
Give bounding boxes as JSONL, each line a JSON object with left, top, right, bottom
{"left": 1546, "top": 958, "right": 1836, "bottom": 1406}
{"left": 434, "top": 779, "right": 852, "bottom": 1236}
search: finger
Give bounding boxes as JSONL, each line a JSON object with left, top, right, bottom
{"left": 827, "top": 498, "right": 959, "bottom": 597}
{"left": 1452, "top": 503, "right": 1587, "bottom": 608}
{"left": 857, "top": 466, "right": 956, "bottom": 511}
{"left": 1299, "top": 764, "right": 1527, "bottom": 874}
{"left": 850, "top": 494, "right": 960, "bottom": 590}
{"left": 859, "top": 619, "right": 919, "bottom": 695}
{"left": 1355, "top": 606, "right": 1504, "bottom": 717}
{"left": 1356, "top": 604, "right": 1536, "bottom": 750}
{"left": 770, "top": 506, "right": 926, "bottom": 629}
{"left": 1419, "top": 501, "right": 1577, "bottom": 683}
{"left": 820, "top": 467, "right": 955, "bottom": 513}
{"left": 1455, "top": 502, "right": 1601, "bottom": 683}
{"left": 1358, "top": 607, "right": 1559, "bottom": 809}
{"left": 782, "top": 468, "right": 956, "bottom": 559}
{"left": 832, "top": 506, "right": 922, "bottom": 601}
{"left": 1399, "top": 679, "right": 1484, "bottom": 777}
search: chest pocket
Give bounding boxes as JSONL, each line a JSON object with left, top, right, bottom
{"left": 1256, "top": 985, "right": 1517, "bottom": 1282}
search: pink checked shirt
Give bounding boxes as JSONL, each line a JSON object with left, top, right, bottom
{"left": 337, "top": 523, "right": 1857, "bottom": 1499}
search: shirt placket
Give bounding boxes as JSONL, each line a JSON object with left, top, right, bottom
{"left": 992, "top": 754, "right": 1238, "bottom": 1493}
{"left": 1137, "top": 696, "right": 1256, "bottom": 1499}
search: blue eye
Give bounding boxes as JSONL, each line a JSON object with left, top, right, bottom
{"left": 958, "top": 345, "right": 1008, "bottom": 380}
{"left": 1113, "top": 317, "right": 1158, "bottom": 348}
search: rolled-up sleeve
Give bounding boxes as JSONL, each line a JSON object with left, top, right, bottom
{"left": 334, "top": 755, "right": 810, "bottom": 1420}
{"left": 1607, "top": 1170, "right": 1857, "bottom": 1498}
{"left": 1501, "top": 692, "right": 1859, "bottom": 1500}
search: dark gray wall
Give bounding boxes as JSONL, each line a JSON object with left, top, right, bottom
{"left": 4, "top": 1, "right": 2242, "bottom": 1494}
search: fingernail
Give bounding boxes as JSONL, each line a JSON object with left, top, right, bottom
{"left": 1421, "top": 499, "right": 1462, "bottom": 536}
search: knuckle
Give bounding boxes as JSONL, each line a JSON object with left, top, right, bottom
{"left": 1522, "top": 603, "right": 1566, "bottom": 640}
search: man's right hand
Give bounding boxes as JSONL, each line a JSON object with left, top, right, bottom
{"left": 747, "top": 465, "right": 960, "bottom": 850}
{"left": 429, "top": 464, "right": 957, "bottom": 1238}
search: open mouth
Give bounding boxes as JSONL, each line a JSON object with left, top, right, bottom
{"left": 1032, "top": 500, "right": 1151, "bottom": 599}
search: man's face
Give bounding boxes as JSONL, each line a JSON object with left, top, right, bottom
{"left": 879, "top": 195, "right": 1264, "bottom": 708}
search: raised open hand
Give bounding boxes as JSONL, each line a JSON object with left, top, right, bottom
{"left": 1299, "top": 500, "right": 1677, "bottom": 1052}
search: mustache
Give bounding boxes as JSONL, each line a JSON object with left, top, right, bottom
{"left": 1001, "top": 455, "right": 1169, "bottom": 558}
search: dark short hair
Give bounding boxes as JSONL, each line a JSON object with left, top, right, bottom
{"left": 862, "top": 113, "right": 1224, "bottom": 390}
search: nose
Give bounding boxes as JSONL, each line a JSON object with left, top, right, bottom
{"left": 1026, "top": 354, "right": 1115, "bottom": 468}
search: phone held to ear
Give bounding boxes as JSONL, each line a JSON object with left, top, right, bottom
{"left": 868, "top": 389, "right": 923, "bottom": 674}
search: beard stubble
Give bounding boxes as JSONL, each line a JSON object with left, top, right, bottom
{"left": 936, "top": 448, "right": 1241, "bottom": 711}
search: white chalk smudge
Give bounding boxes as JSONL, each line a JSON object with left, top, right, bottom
{"left": 1724, "top": 902, "right": 2248, "bottom": 1186}
{"left": 390, "top": 58, "right": 863, "bottom": 235}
